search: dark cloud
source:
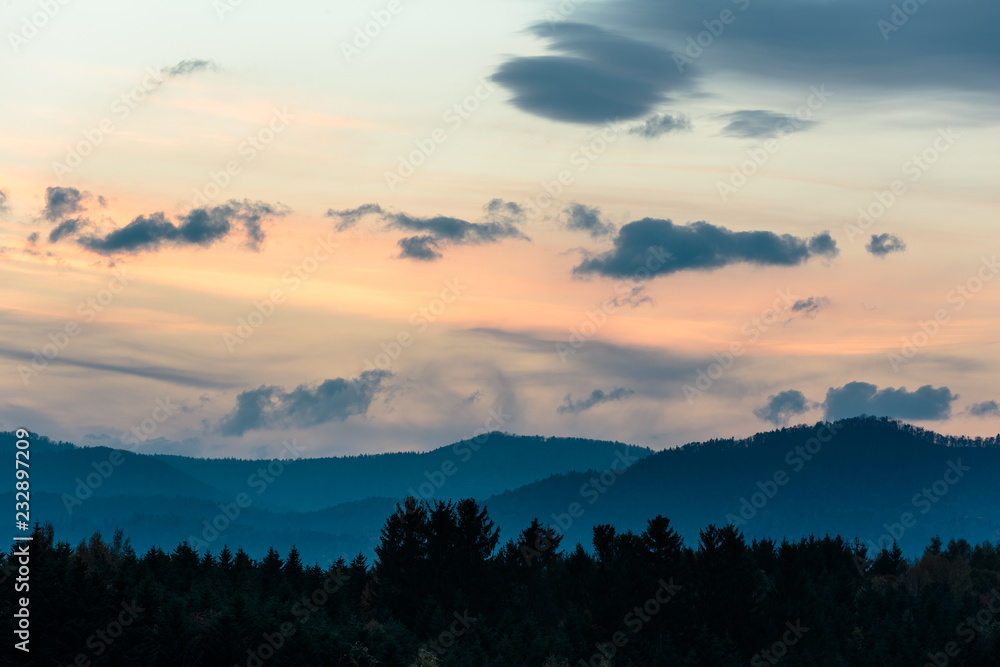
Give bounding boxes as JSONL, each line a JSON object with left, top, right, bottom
{"left": 390, "top": 210, "right": 527, "bottom": 259}
{"left": 163, "top": 59, "right": 220, "bottom": 77}
{"left": 610, "top": 285, "right": 653, "bottom": 309}
{"left": 327, "top": 200, "right": 528, "bottom": 260}
{"left": 0, "top": 189, "right": 8, "bottom": 216}
{"left": 491, "top": 22, "right": 691, "bottom": 123}
{"left": 807, "top": 232, "right": 839, "bottom": 257}
{"left": 397, "top": 235, "right": 441, "bottom": 261}
{"left": 968, "top": 400, "right": 1000, "bottom": 417}
{"left": 754, "top": 389, "right": 817, "bottom": 426}
{"left": 602, "top": 0, "right": 1000, "bottom": 92}
{"left": 44, "top": 186, "right": 87, "bottom": 221}
{"left": 326, "top": 203, "right": 384, "bottom": 231}
{"left": 0, "top": 344, "right": 234, "bottom": 389}
{"left": 48, "top": 218, "right": 86, "bottom": 243}
{"left": 627, "top": 113, "right": 692, "bottom": 138}
{"left": 76, "top": 200, "right": 286, "bottom": 254}
{"left": 483, "top": 198, "right": 525, "bottom": 224}
{"left": 719, "top": 110, "right": 816, "bottom": 139}
{"left": 219, "top": 370, "right": 390, "bottom": 436}
{"left": 573, "top": 218, "right": 838, "bottom": 279}
{"left": 791, "top": 296, "right": 830, "bottom": 319}
{"left": 823, "top": 381, "right": 958, "bottom": 421}
{"left": 558, "top": 387, "right": 635, "bottom": 414}
{"left": 866, "top": 233, "right": 907, "bottom": 257}
{"left": 564, "top": 203, "right": 615, "bottom": 238}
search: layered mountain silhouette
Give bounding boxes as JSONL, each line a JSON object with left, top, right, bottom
{"left": 4, "top": 417, "right": 998, "bottom": 564}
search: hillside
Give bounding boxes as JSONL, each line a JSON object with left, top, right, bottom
{"left": 5, "top": 418, "right": 999, "bottom": 563}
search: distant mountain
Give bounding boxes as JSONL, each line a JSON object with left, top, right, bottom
{"left": 5, "top": 418, "right": 999, "bottom": 564}
{"left": 2, "top": 430, "right": 651, "bottom": 561}
{"left": 150, "top": 432, "right": 652, "bottom": 511}
{"left": 482, "top": 416, "right": 1000, "bottom": 557}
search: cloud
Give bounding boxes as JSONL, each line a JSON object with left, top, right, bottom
{"left": 326, "top": 203, "right": 384, "bottom": 231}
{"left": 43, "top": 186, "right": 87, "bottom": 221}
{"left": 866, "top": 233, "right": 907, "bottom": 257}
{"left": 564, "top": 203, "right": 615, "bottom": 238}
{"left": 791, "top": 296, "right": 830, "bottom": 319}
{"left": 557, "top": 387, "right": 635, "bottom": 414}
{"left": 47, "top": 218, "right": 87, "bottom": 243}
{"left": 968, "top": 400, "right": 1000, "bottom": 417}
{"left": 719, "top": 110, "right": 816, "bottom": 139}
{"left": 466, "top": 327, "right": 705, "bottom": 399}
{"left": 823, "top": 381, "right": 958, "bottom": 421}
{"left": 397, "top": 235, "right": 441, "bottom": 261}
{"left": 754, "top": 389, "right": 817, "bottom": 426}
{"left": 807, "top": 233, "right": 839, "bottom": 257}
{"left": 0, "top": 344, "right": 234, "bottom": 388}
{"left": 0, "top": 189, "right": 8, "bottom": 216}
{"left": 327, "top": 199, "right": 528, "bottom": 260}
{"left": 627, "top": 113, "right": 692, "bottom": 138}
{"left": 218, "top": 370, "right": 390, "bottom": 436}
{"left": 491, "top": 22, "right": 691, "bottom": 123}
{"left": 602, "top": 0, "right": 1000, "bottom": 93}
{"left": 610, "top": 285, "right": 653, "bottom": 309}
{"left": 162, "top": 59, "right": 220, "bottom": 77}
{"left": 573, "top": 218, "right": 838, "bottom": 278}
{"left": 76, "top": 199, "right": 286, "bottom": 254}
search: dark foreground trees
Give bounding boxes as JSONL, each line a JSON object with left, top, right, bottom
{"left": 3, "top": 501, "right": 999, "bottom": 666}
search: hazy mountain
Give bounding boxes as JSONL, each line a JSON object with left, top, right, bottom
{"left": 6, "top": 418, "right": 999, "bottom": 564}
{"left": 483, "top": 416, "right": 1000, "bottom": 557}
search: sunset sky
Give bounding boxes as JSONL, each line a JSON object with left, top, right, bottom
{"left": 1, "top": 0, "right": 998, "bottom": 458}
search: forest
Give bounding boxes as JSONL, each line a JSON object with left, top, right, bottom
{"left": 4, "top": 497, "right": 999, "bottom": 666}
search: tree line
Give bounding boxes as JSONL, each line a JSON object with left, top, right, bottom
{"left": 3, "top": 496, "right": 999, "bottom": 666}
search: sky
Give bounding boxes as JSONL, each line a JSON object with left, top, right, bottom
{"left": 1, "top": 0, "right": 998, "bottom": 458}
